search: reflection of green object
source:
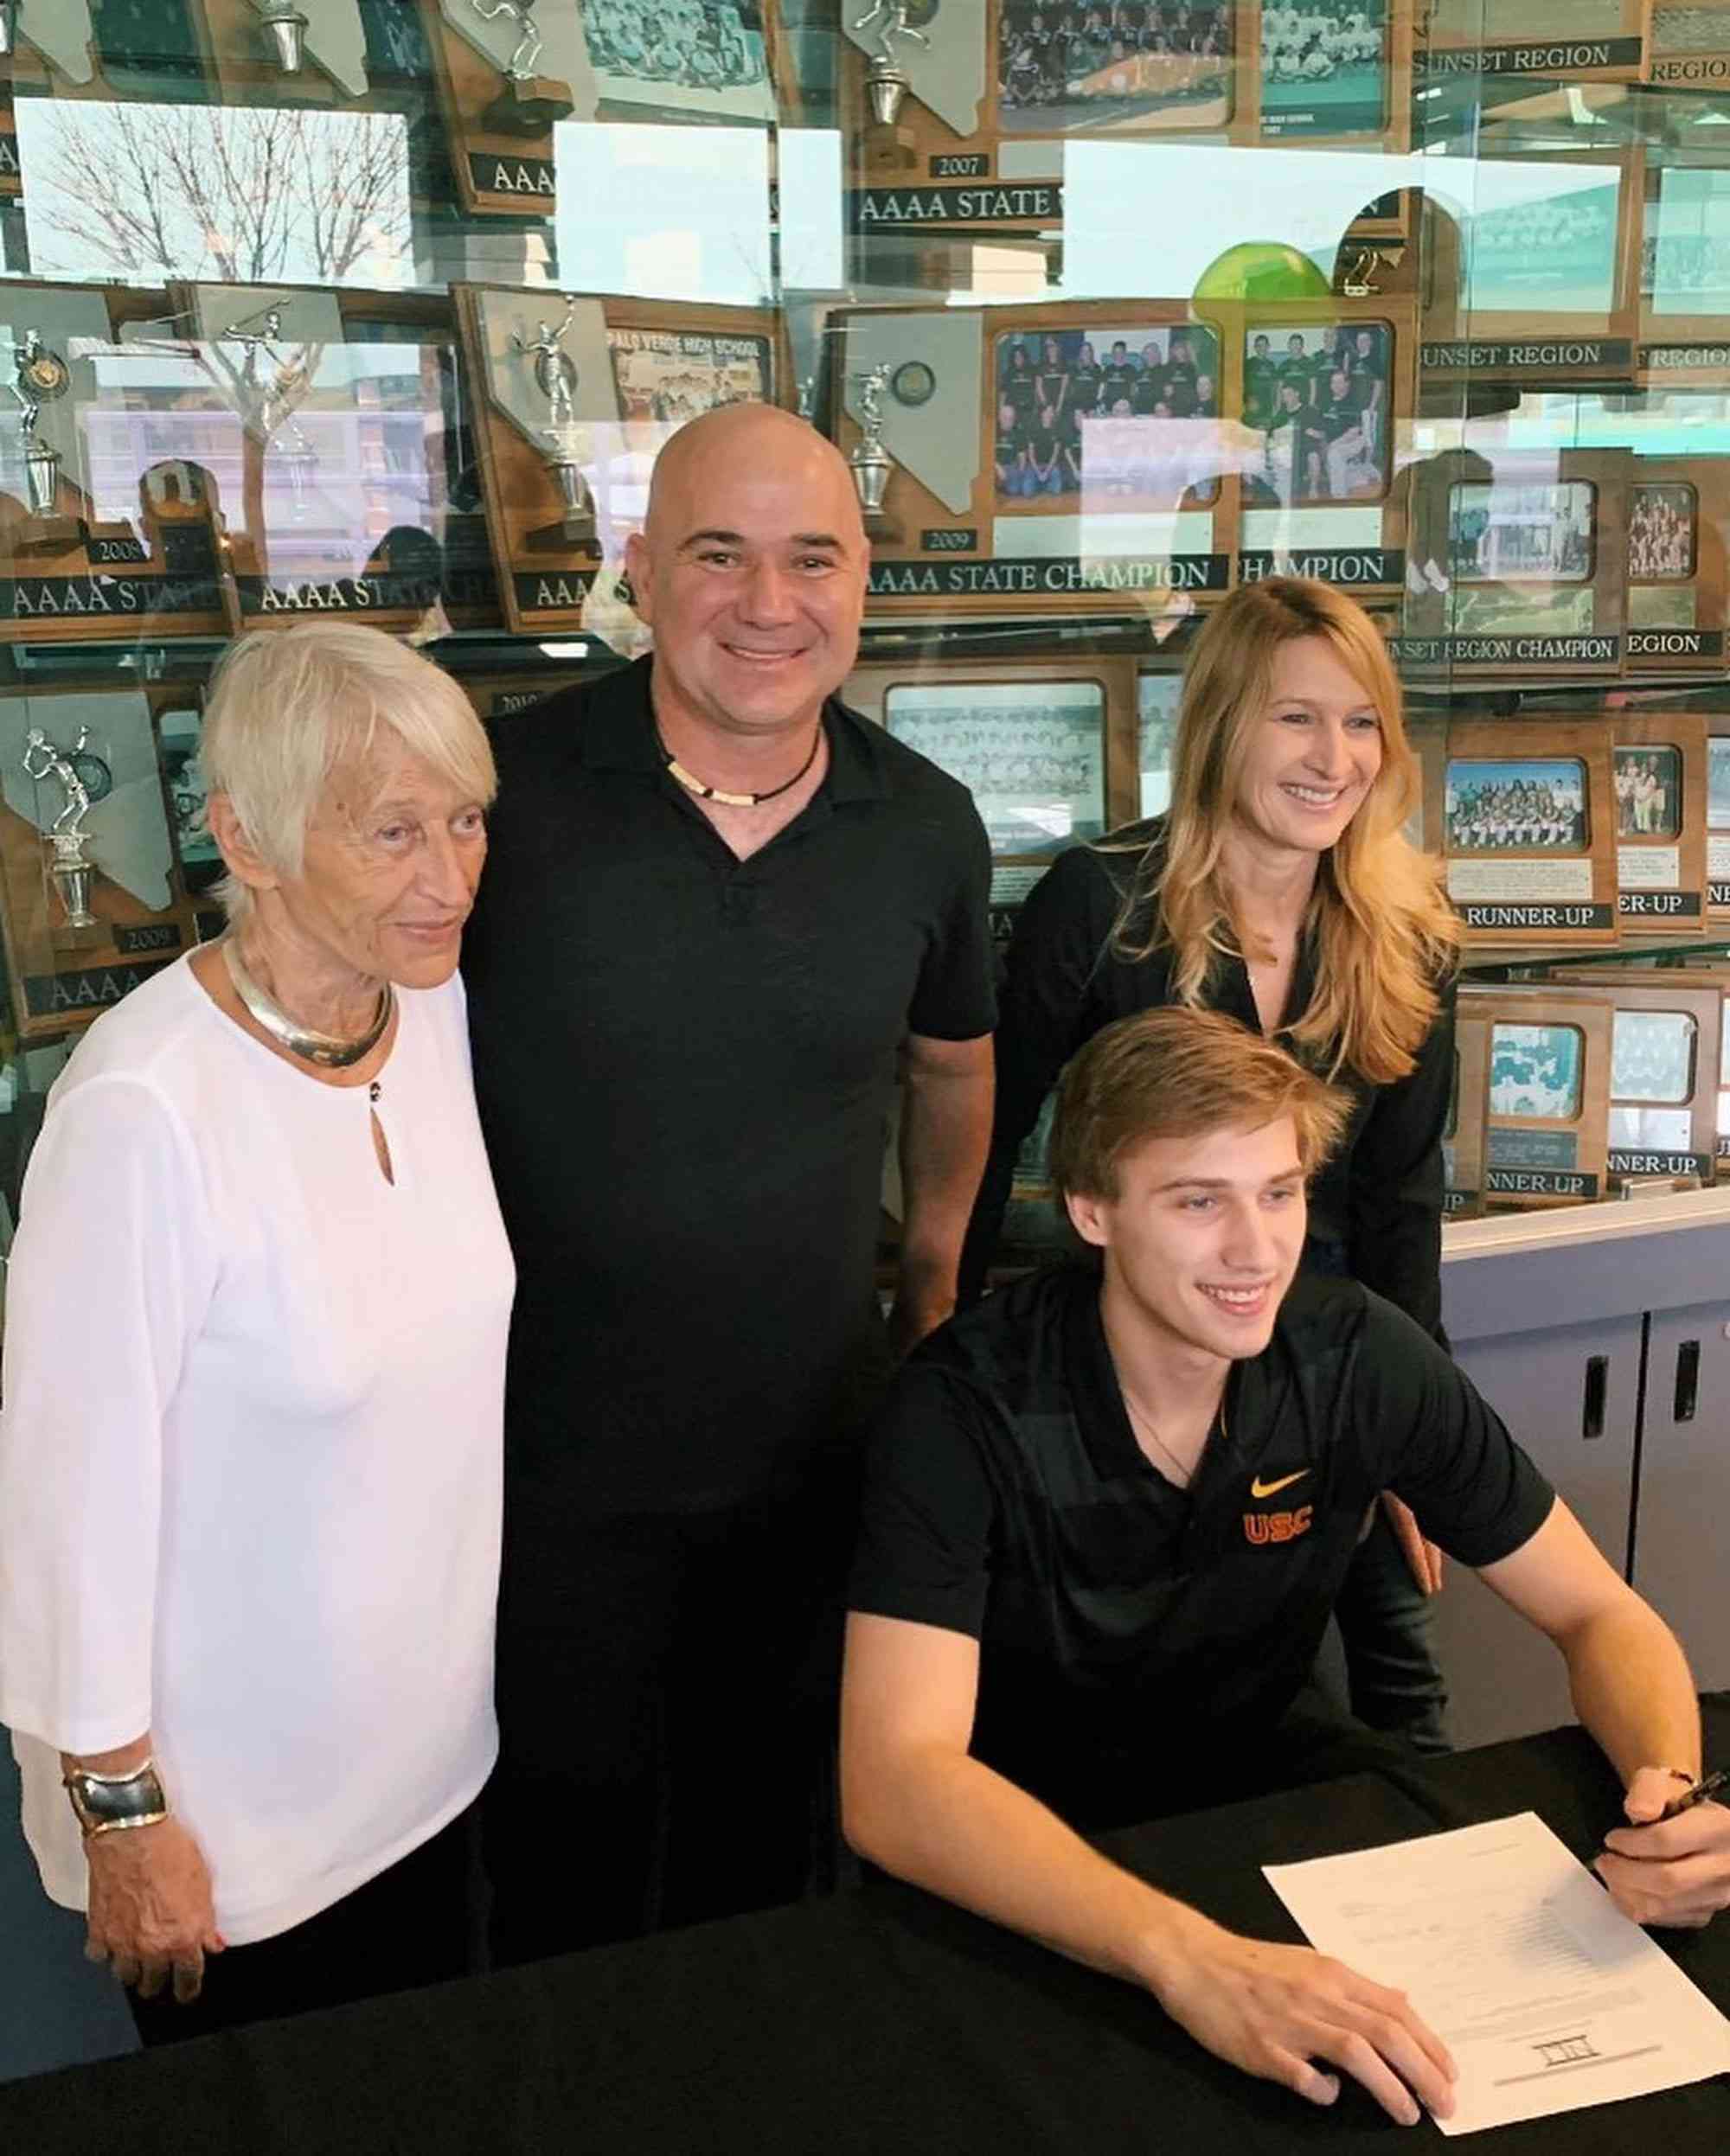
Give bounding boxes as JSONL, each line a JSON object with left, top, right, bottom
{"left": 1195, "top": 243, "right": 1330, "bottom": 303}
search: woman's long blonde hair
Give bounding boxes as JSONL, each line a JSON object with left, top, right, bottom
{"left": 1115, "top": 577, "right": 1458, "bottom": 1084}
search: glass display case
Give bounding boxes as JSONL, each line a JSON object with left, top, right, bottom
{"left": 4, "top": 1, "right": 1730, "bottom": 1258}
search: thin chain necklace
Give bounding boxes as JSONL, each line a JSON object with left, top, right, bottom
{"left": 657, "top": 721, "right": 822, "bottom": 809}
{"left": 1120, "top": 1385, "right": 1227, "bottom": 1491}
{"left": 224, "top": 938, "right": 394, "bottom": 1072}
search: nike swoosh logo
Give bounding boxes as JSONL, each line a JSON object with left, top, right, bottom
{"left": 1249, "top": 1469, "right": 1309, "bottom": 1499}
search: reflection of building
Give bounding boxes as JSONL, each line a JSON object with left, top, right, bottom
{"left": 77, "top": 348, "right": 446, "bottom": 579}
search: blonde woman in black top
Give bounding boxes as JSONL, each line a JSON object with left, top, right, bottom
{"left": 964, "top": 576, "right": 1461, "bottom": 1748}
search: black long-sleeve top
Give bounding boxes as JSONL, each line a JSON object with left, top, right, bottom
{"left": 961, "top": 821, "right": 1457, "bottom": 1334}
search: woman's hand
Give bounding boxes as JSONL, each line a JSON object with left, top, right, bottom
{"left": 1381, "top": 1492, "right": 1444, "bottom": 1597}
{"left": 85, "top": 1817, "right": 226, "bottom": 2002}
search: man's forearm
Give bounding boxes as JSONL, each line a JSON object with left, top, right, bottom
{"left": 896, "top": 1065, "right": 993, "bottom": 1312}
{"left": 846, "top": 1745, "right": 1206, "bottom": 1998}
{"left": 1563, "top": 1598, "right": 1701, "bottom": 1787}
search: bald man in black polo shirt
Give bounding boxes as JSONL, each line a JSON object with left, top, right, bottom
{"left": 843, "top": 1009, "right": 1730, "bottom": 2127}
{"left": 466, "top": 406, "right": 996, "bottom": 1963}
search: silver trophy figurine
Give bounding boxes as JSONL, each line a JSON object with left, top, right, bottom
{"left": 470, "top": 0, "right": 574, "bottom": 134}
{"left": 256, "top": 0, "right": 310, "bottom": 72}
{"left": 848, "top": 366, "right": 894, "bottom": 521}
{"left": 513, "top": 298, "right": 592, "bottom": 532}
{"left": 22, "top": 726, "right": 101, "bottom": 933}
{"left": 0, "top": 3, "right": 20, "bottom": 61}
{"left": 10, "top": 329, "right": 72, "bottom": 521}
{"left": 852, "top": 1, "right": 932, "bottom": 128}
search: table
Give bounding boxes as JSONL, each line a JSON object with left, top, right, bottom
{"left": 3, "top": 1701, "right": 1726, "bottom": 2153}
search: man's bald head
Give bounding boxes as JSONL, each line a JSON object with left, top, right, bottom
{"left": 625, "top": 401, "right": 871, "bottom": 745}
{"left": 642, "top": 403, "right": 865, "bottom": 549}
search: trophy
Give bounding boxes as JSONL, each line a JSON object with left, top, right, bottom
{"left": 9, "top": 329, "right": 79, "bottom": 542}
{"left": 469, "top": 0, "right": 573, "bottom": 136}
{"left": 848, "top": 366, "right": 894, "bottom": 526}
{"left": 513, "top": 298, "right": 593, "bottom": 541}
{"left": 0, "top": 3, "right": 18, "bottom": 61}
{"left": 255, "top": 0, "right": 309, "bottom": 72}
{"left": 22, "top": 724, "right": 109, "bottom": 935}
{"left": 852, "top": 1, "right": 931, "bottom": 132}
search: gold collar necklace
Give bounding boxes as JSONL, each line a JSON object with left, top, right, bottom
{"left": 224, "top": 939, "right": 394, "bottom": 1071}
{"left": 657, "top": 721, "right": 822, "bottom": 809}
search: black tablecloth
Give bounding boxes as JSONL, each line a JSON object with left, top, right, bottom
{"left": 4, "top": 1702, "right": 1727, "bottom": 2154}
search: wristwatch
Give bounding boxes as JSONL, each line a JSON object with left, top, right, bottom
{"left": 62, "top": 1759, "right": 170, "bottom": 1838}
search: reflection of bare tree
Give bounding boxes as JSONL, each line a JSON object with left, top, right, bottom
{"left": 28, "top": 102, "right": 408, "bottom": 574}
{"left": 27, "top": 102, "right": 406, "bottom": 288}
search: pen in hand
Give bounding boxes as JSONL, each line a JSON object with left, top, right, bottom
{"left": 1660, "top": 1769, "right": 1727, "bottom": 1821}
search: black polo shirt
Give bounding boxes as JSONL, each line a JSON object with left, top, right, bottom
{"left": 849, "top": 1264, "right": 1554, "bottom": 1830}
{"left": 464, "top": 656, "right": 996, "bottom": 1514}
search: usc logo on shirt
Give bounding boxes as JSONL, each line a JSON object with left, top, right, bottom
{"left": 1242, "top": 1505, "right": 1313, "bottom": 1546}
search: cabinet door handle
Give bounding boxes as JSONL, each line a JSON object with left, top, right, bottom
{"left": 1582, "top": 1354, "right": 1607, "bottom": 1439}
{"left": 1674, "top": 1340, "right": 1700, "bottom": 1425}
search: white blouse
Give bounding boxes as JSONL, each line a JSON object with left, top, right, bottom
{"left": 0, "top": 955, "right": 514, "bottom": 1944}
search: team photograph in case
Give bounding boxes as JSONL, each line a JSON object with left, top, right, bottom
{"left": 830, "top": 299, "right": 1236, "bottom": 617}
{"left": 1623, "top": 456, "right": 1730, "bottom": 666}
{"left": 1547, "top": 969, "right": 1726, "bottom": 1191}
{"left": 1426, "top": 719, "right": 1620, "bottom": 947}
{"left": 1461, "top": 986, "right": 1615, "bottom": 1207}
{"left": 1242, "top": 320, "right": 1391, "bottom": 507}
{"left": 995, "top": 324, "right": 1221, "bottom": 507}
{"left": 1611, "top": 713, "right": 1708, "bottom": 934}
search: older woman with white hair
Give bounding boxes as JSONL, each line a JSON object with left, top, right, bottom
{"left": 0, "top": 622, "right": 510, "bottom": 2042}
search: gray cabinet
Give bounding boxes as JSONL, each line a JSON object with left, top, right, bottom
{"left": 1437, "top": 1192, "right": 1730, "bottom": 1750}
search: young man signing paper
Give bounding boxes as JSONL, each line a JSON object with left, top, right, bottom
{"left": 843, "top": 1008, "right": 1730, "bottom": 2127}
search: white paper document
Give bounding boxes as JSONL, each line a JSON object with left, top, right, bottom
{"left": 1264, "top": 1813, "right": 1730, "bottom": 2135}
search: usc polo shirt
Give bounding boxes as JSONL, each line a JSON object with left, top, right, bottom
{"left": 849, "top": 1262, "right": 1554, "bottom": 1829}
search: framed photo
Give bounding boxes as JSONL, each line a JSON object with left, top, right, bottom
{"left": 1707, "top": 730, "right": 1730, "bottom": 924}
{"left": 1623, "top": 457, "right": 1730, "bottom": 669}
{"left": 1137, "top": 667, "right": 1182, "bottom": 822}
{"left": 844, "top": 655, "right": 1138, "bottom": 916}
{"left": 1611, "top": 713, "right": 1708, "bottom": 935}
{"left": 1420, "top": 147, "right": 1644, "bottom": 385}
{"left": 1417, "top": 1, "right": 1651, "bottom": 85}
{"left": 1252, "top": 3, "right": 1413, "bottom": 150}
{"left": 1545, "top": 970, "right": 1724, "bottom": 1189}
{"left": 0, "top": 282, "right": 240, "bottom": 647}
{"left": 1638, "top": 155, "right": 1730, "bottom": 362}
{"left": 456, "top": 285, "right": 787, "bottom": 638}
{"left": 1203, "top": 296, "right": 1416, "bottom": 598}
{"left": 1444, "top": 1004, "right": 1490, "bottom": 1219}
{"left": 1390, "top": 448, "right": 1631, "bottom": 679}
{"left": 1648, "top": 3, "right": 1730, "bottom": 86}
{"left": 830, "top": 301, "right": 1235, "bottom": 620}
{"left": 0, "top": 688, "right": 202, "bottom": 1040}
{"left": 1424, "top": 719, "right": 1620, "bottom": 948}
{"left": 1460, "top": 988, "right": 1615, "bottom": 1209}
{"left": 1669, "top": 962, "right": 1730, "bottom": 1174}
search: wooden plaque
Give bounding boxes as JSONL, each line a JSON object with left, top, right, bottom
{"left": 830, "top": 299, "right": 1237, "bottom": 621}
{"left": 1623, "top": 456, "right": 1730, "bottom": 670}
{"left": 0, "top": 687, "right": 202, "bottom": 1040}
{"left": 1543, "top": 969, "right": 1723, "bottom": 1190}
{"left": 1200, "top": 293, "right": 1417, "bottom": 600}
{"left": 1460, "top": 985, "right": 1615, "bottom": 1210}
{"left": 159, "top": 281, "right": 487, "bottom": 637}
{"left": 1425, "top": 717, "right": 1620, "bottom": 949}
{"left": 840, "top": 3, "right": 1411, "bottom": 238}
{"left": 458, "top": 668, "right": 593, "bottom": 726}
{"left": 1445, "top": 1003, "right": 1490, "bottom": 1219}
{"left": 1707, "top": 726, "right": 1730, "bottom": 925}
{"left": 456, "top": 285, "right": 787, "bottom": 641}
{"left": 1389, "top": 447, "right": 1631, "bottom": 681}
{"left": 1419, "top": 146, "right": 1644, "bottom": 388}
{"left": 1669, "top": 961, "right": 1730, "bottom": 1175}
{"left": 1648, "top": 2, "right": 1730, "bottom": 86}
{"left": 0, "top": 281, "right": 238, "bottom": 647}
{"left": 1610, "top": 711, "right": 1708, "bottom": 937}
{"left": 1638, "top": 150, "right": 1730, "bottom": 368}
{"left": 846, "top": 653, "right": 1137, "bottom": 928}
{"left": 1416, "top": 1, "right": 1652, "bottom": 86}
